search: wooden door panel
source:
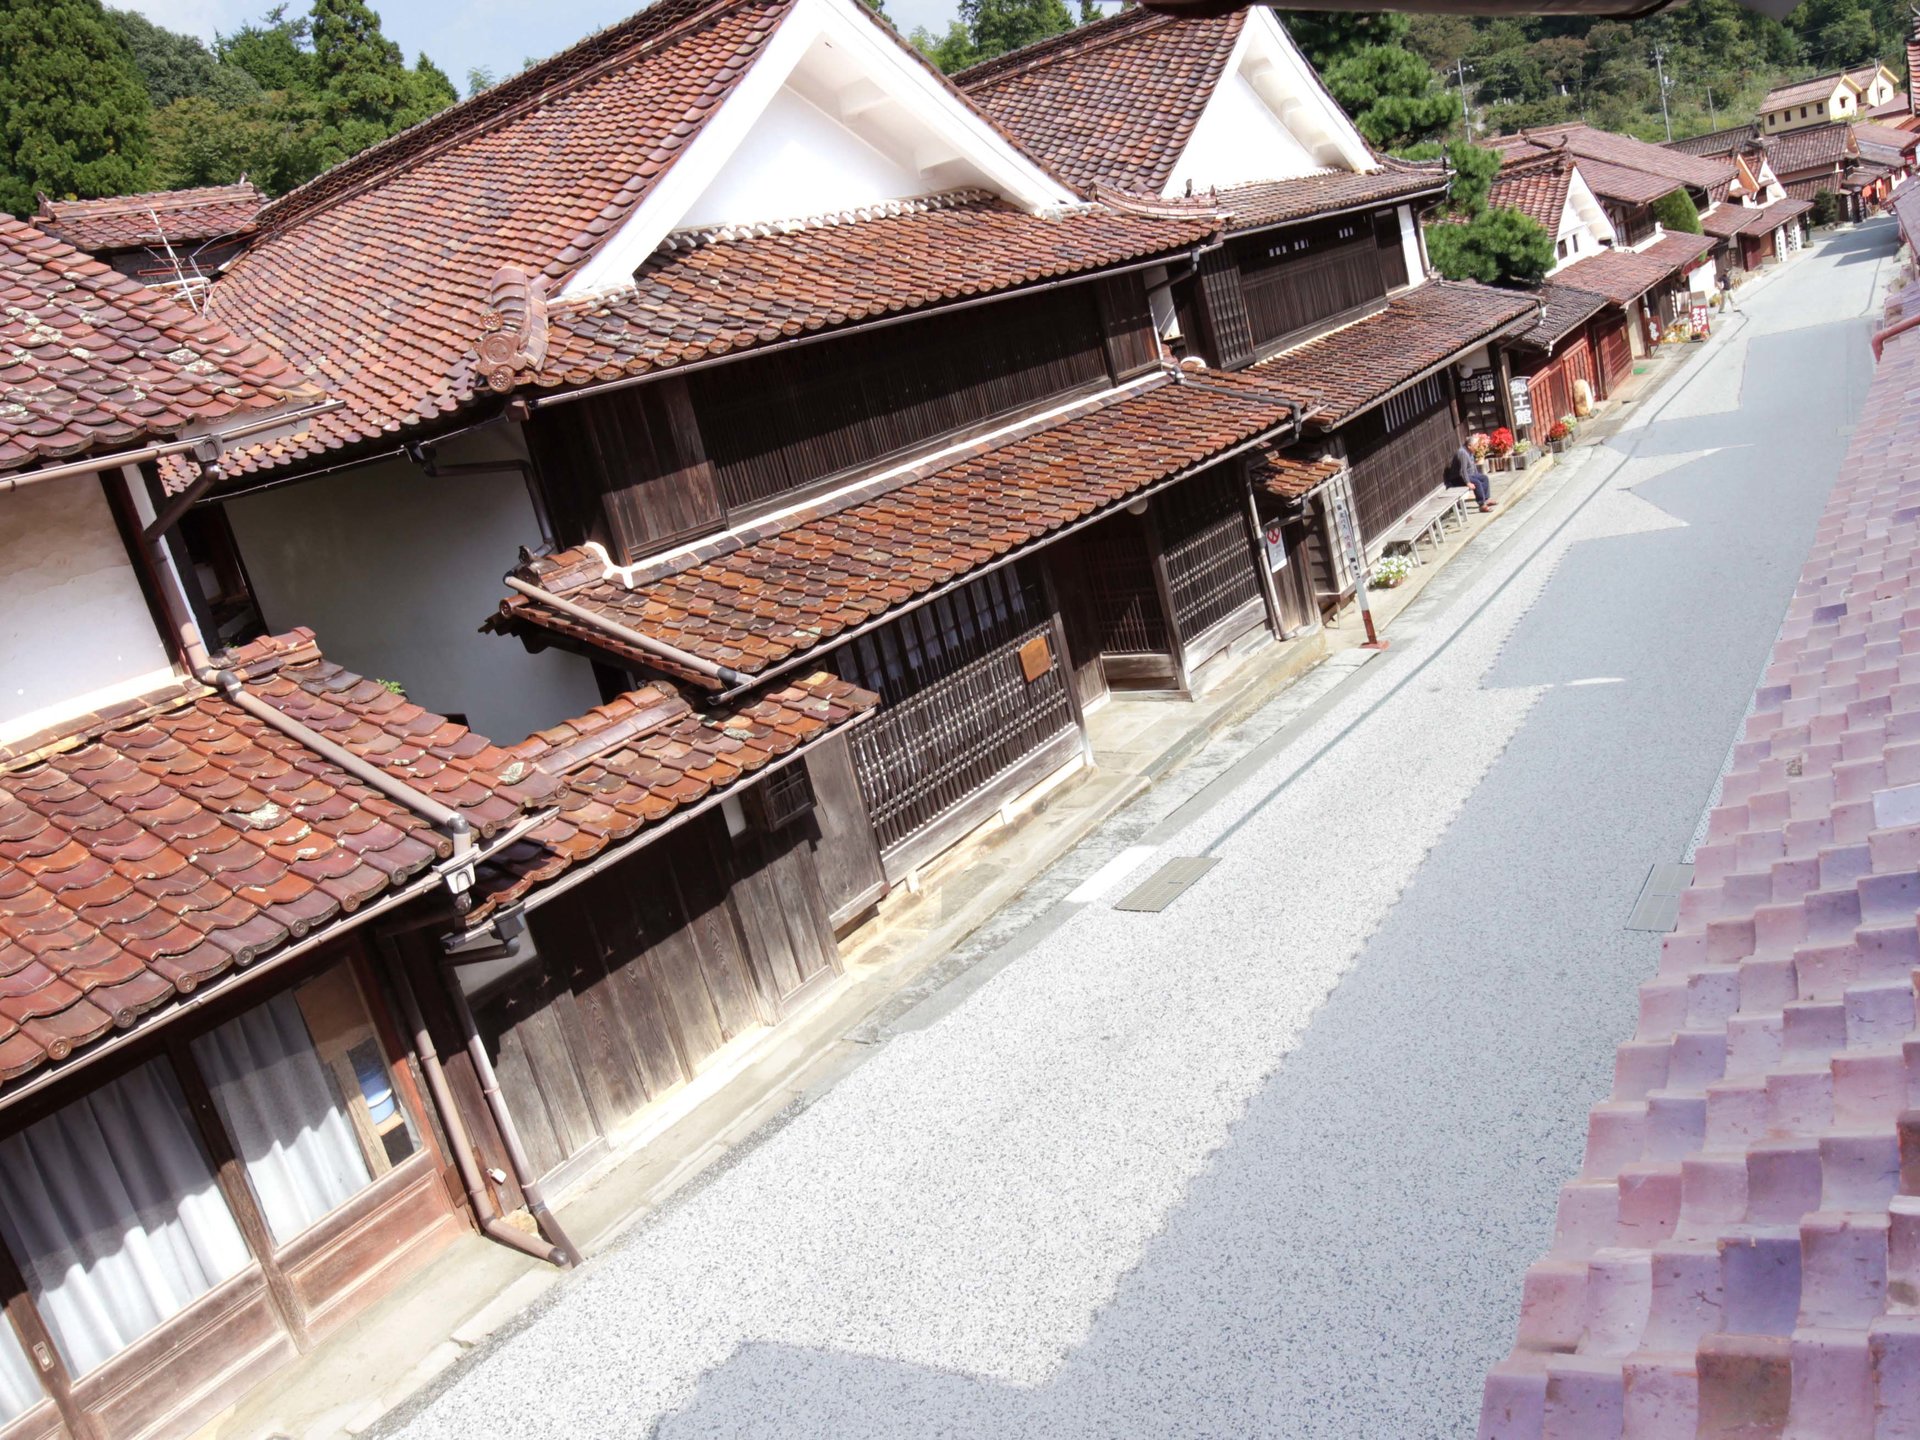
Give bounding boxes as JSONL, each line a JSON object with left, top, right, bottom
{"left": 670, "top": 825, "right": 766, "bottom": 1039}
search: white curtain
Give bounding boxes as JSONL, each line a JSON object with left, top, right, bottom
{"left": 0, "top": 1061, "right": 250, "bottom": 1377}
{"left": 0, "top": 1319, "right": 39, "bottom": 1424}
{"left": 193, "top": 992, "right": 371, "bottom": 1246}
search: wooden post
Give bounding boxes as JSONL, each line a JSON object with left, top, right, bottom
{"left": 1241, "top": 466, "right": 1287, "bottom": 640}
{"left": 167, "top": 1036, "right": 314, "bottom": 1352}
{"left": 1039, "top": 560, "right": 1096, "bottom": 763}
{"left": 1142, "top": 503, "right": 1193, "bottom": 695}
{"left": 0, "top": 1245, "right": 96, "bottom": 1440}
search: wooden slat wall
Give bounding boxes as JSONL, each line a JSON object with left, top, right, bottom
{"left": 1157, "top": 467, "right": 1262, "bottom": 643}
{"left": 1094, "top": 271, "right": 1160, "bottom": 379}
{"left": 690, "top": 285, "right": 1109, "bottom": 516}
{"left": 1346, "top": 387, "right": 1461, "bottom": 543}
{"left": 1194, "top": 246, "right": 1256, "bottom": 369}
{"left": 831, "top": 565, "right": 1077, "bottom": 855}
{"left": 1237, "top": 221, "right": 1388, "bottom": 353}
{"left": 527, "top": 375, "right": 723, "bottom": 561}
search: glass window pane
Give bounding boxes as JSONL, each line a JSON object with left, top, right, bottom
{"left": 193, "top": 973, "right": 416, "bottom": 1247}
{"left": 0, "top": 1319, "right": 40, "bottom": 1425}
{"left": 0, "top": 1060, "right": 251, "bottom": 1377}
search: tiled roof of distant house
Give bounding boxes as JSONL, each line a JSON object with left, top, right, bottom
{"left": 1551, "top": 231, "right": 1714, "bottom": 307}
{"left": 1213, "top": 164, "right": 1446, "bottom": 233}
{"left": 490, "top": 368, "right": 1301, "bottom": 682}
{"left": 31, "top": 182, "right": 265, "bottom": 254}
{"left": 1489, "top": 156, "right": 1576, "bottom": 232}
{"left": 1702, "top": 196, "right": 1814, "bottom": 238}
{"left": 0, "top": 629, "right": 561, "bottom": 1089}
{"left": 1478, "top": 271, "right": 1920, "bottom": 1440}
{"left": 1853, "top": 122, "right": 1920, "bottom": 163}
{"left": 957, "top": 9, "right": 1246, "bottom": 194}
{"left": 1244, "top": 281, "right": 1539, "bottom": 428}
{"left": 1509, "top": 283, "right": 1610, "bottom": 353}
{"left": 1665, "top": 125, "right": 1762, "bottom": 159}
{"left": 1762, "top": 71, "right": 1860, "bottom": 111}
{"left": 1763, "top": 121, "right": 1859, "bottom": 177}
{"left": 522, "top": 192, "right": 1219, "bottom": 391}
{"left": 468, "top": 673, "right": 875, "bottom": 923}
{"left": 1491, "top": 124, "right": 1736, "bottom": 195}
{"left": 0, "top": 215, "right": 315, "bottom": 476}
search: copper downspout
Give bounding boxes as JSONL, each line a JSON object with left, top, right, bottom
{"left": 386, "top": 953, "right": 575, "bottom": 1268}
{"left": 1873, "top": 310, "right": 1920, "bottom": 361}
{"left": 439, "top": 971, "right": 578, "bottom": 1267}
{"left": 504, "top": 573, "right": 752, "bottom": 689}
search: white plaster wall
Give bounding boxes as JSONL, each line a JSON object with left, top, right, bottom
{"left": 1170, "top": 69, "right": 1320, "bottom": 193}
{"left": 680, "top": 84, "right": 933, "bottom": 230}
{"left": 1397, "top": 205, "right": 1423, "bottom": 287}
{"left": 0, "top": 479, "right": 176, "bottom": 743}
{"left": 223, "top": 429, "right": 603, "bottom": 743}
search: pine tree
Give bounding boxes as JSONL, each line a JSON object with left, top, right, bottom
{"left": 1284, "top": 12, "right": 1412, "bottom": 72}
{"left": 0, "top": 0, "right": 153, "bottom": 216}
{"left": 1325, "top": 45, "right": 1458, "bottom": 150}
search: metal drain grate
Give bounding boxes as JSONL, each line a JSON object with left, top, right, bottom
{"left": 1626, "top": 862, "right": 1694, "bottom": 932}
{"left": 1113, "top": 856, "right": 1219, "bottom": 913}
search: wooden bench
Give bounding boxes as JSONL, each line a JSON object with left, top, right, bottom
{"left": 1376, "top": 487, "right": 1475, "bottom": 564}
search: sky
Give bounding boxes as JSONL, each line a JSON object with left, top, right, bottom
{"left": 122, "top": 0, "right": 962, "bottom": 89}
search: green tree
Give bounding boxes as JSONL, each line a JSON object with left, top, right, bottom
{"left": 1426, "top": 208, "right": 1556, "bottom": 286}
{"left": 1284, "top": 11, "right": 1411, "bottom": 71}
{"left": 216, "top": 5, "right": 315, "bottom": 92}
{"left": 1811, "top": 188, "right": 1842, "bottom": 225}
{"left": 0, "top": 0, "right": 152, "bottom": 216}
{"left": 110, "top": 9, "right": 261, "bottom": 107}
{"left": 914, "top": 21, "right": 980, "bottom": 72}
{"left": 960, "top": 0, "right": 1074, "bottom": 63}
{"left": 1650, "top": 188, "right": 1702, "bottom": 234}
{"left": 465, "top": 66, "right": 494, "bottom": 98}
{"left": 1325, "top": 45, "right": 1457, "bottom": 150}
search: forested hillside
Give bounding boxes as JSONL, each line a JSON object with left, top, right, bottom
{"left": 0, "top": 1, "right": 456, "bottom": 216}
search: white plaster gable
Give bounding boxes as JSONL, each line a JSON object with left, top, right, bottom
{"left": 1161, "top": 6, "right": 1375, "bottom": 198}
{"left": 1560, "top": 167, "right": 1615, "bottom": 246}
{"left": 561, "top": 0, "right": 1071, "bottom": 299}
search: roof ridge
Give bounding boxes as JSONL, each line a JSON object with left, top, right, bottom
{"left": 955, "top": 7, "right": 1181, "bottom": 89}
{"left": 255, "top": 0, "right": 788, "bottom": 240}
{"left": 654, "top": 187, "right": 1005, "bottom": 251}
{"left": 36, "top": 182, "right": 262, "bottom": 221}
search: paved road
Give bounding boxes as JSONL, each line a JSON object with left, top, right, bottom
{"left": 390, "top": 222, "right": 1894, "bottom": 1440}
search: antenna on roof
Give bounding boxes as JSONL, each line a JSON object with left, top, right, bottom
{"left": 146, "top": 206, "right": 206, "bottom": 316}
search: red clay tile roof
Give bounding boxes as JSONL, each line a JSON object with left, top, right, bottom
{"left": 1490, "top": 156, "right": 1576, "bottom": 233}
{"left": 202, "top": 0, "right": 798, "bottom": 478}
{"left": 1245, "top": 280, "right": 1539, "bottom": 428}
{"left": 1551, "top": 232, "right": 1713, "bottom": 308}
{"left": 1254, "top": 449, "right": 1342, "bottom": 499}
{"left": 1762, "top": 71, "right": 1861, "bottom": 111}
{"left": 1894, "top": 177, "right": 1920, "bottom": 248}
{"left": 1478, "top": 278, "right": 1920, "bottom": 1440}
{"left": 0, "top": 628, "right": 564, "bottom": 1090}
{"left": 491, "top": 368, "right": 1299, "bottom": 679}
{"left": 1665, "top": 125, "right": 1762, "bottom": 160}
{"left": 1703, "top": 197, "right": 1814, "bottom": 239}
{"left": 0, "top": 215, "right": 316, "bottom": 476}
{"left": 468, "top": 672, "right": 875, "bottom": 922}
{"left": 1764, "top": 122, "right": 1859, "bottom": 178}
{"left": 522, "top": 193, "right": 1220, "bottom": 390}
{"left": 31, "top": 183, "right": 265, "bottom": 254}
{"left": 1510, "top": 283, "right": 1609, "bottom": 353}
{"left": 1551, "top": 156, "right": 1682, "bottom": 208}
{"left": 1865, "top": 96, "right": 1913, "bottom": 121}
{"left": 957, "top": 9, "right": 1243, "bottom": 195}
{"left": 1213, "top": 165, "right": 1446, "bottom": 233}
{"left": 1854, "top": 122, "right": 1920, "bottom": 166}
{"left": 1491, "top": 125, "right": 1735, "bottom": 195}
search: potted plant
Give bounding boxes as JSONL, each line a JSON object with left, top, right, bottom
{"left": 1370, "top": 553, "right": 1413, "bottom": 589}
{"left": 1546, "top": 418, "right": 1573, "bottom": 454}
{"left": 1487, "top": 425, "right": 1520, "bottom": 472}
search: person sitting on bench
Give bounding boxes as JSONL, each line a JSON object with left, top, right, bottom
{"left": 1446, "top": 444, "right": 1496, "bottom": 513}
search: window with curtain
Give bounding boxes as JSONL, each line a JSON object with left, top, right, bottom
{"left": 0, "top": 1318, "right": 40, "bottom": 1424}
{"left": 0, "top": 1060, "right": 251, "bottom": 1377}
{"left": 193, "top": 971, "right": 417, "bottom": 1247}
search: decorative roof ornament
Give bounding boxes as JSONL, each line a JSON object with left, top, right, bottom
{"left": 476, "top": 265, "right": 550, "bottom": 393}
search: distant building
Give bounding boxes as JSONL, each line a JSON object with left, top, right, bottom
{"left": 1759, "top": 71, "right": 1866, "bottom": 135}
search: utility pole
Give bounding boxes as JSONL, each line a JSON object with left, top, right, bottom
{"left": 1455, "top": 58, "right": 1474, "bottom": 140}
{"left": 1653, "top": 46, "right": 1674, "bottom": 142}
{"left": 1706, "top": 84, "right": 1717, "bottom": 129}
